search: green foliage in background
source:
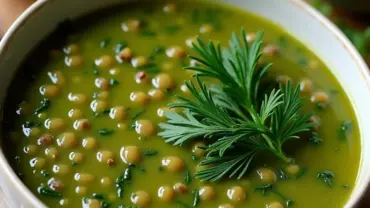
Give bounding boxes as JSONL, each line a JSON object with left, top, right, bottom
{"left": 311, "top": 0, "right": 370, "bottom": 57}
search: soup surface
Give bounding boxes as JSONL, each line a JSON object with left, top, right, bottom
{"left": 2, "top": 1, "right": 360, "bottom": 208}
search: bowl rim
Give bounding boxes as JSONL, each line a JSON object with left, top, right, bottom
{"left": 0, "top": 0, "right": 370, "bottom": 207}
{"left": 0, "top": 1, "right": 50, "bottom": 206}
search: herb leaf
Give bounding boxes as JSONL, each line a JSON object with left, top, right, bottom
{"left": 100, "top": 37, "right": 111, "bottom": 48}
{"left": 317, "top": 170, "right": 335, "bottom": 187}
{"left": 131, "top": 109, "right": 146, "bottom": 120}
{"left": 115, "top": 167, "right": 132, "bottom": 198}
{"left": 38, "top": 186, "right": 62, "bottom": 198}
{"left": 192, "top": 189, "right": 200, "bottom": 207}
{"left": 138, "top": 63, "right": 160, "bottom": 74}
{"left": 159, "top": 29, "right": 313, "bottom": 182}
{"left": 110, "top": 78, "right": 120, "bottom": 87}
{"left": 255, "top": 184, "right": 293, "bottom": 207}
{"left": 40, "top": 170, "right": 50, "bottom": 177}
{"left": 174, "top": 200, "right": 191, "bottom": 208}
{"left": 115, "top": 41, "right": 128, "bottom": 53}
{"left": 309, "top": 132, "right": 323, "bottom": 145}
{"left": 84, "top": 193, "right": 111, "bottom": 208}
{"left": 296, "top": 167, "right": 308, "bottom": 179}
{"left": 34, "top": 98, "right": 50, "bottom": 114}
{"left": 255, "top": 184, "right": 273, "bottom": 196}
{"left": 338, "top": 120, "right": 353, "bottom": 140}
{"left": 23, "top": 120, "right": 41, "bottom": 128}
{"left": 184, "top": 170, "right": 192, "bottom": 185}
{"left": 140, "top": 30, "right": 156, "bottom": 37}
{"left": 143, "top": 149, "right": 158, "bottom": 156}
{"left": 279, "top": 169, "right": 289, "bottom": 180}
{"left": 98, "top": 128, "right": 114, "bottom": 135}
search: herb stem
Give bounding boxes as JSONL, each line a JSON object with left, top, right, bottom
{"left": 262, "top": 134, "right": 276, "bottom": 151}
{"left": 274, "top": 149, "right": 293, "bottom": 164}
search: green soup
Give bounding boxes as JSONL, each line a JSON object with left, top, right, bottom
{"left": 2, "top": 1, "right": 360, "bottom": 208}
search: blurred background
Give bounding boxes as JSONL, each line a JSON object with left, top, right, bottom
{"left": 308, "top": 0, "right": 370, "bottom": 65}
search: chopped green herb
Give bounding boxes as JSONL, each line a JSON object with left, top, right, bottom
{"left": 279, "top": 169, "right": 289, "bottom": 180}
{"left": 118, "top": 205, "right": 139, "bottom": 208}
{"left": 92, "top": 193, "right": 105, "bottom": 200}
{"left": 40, "top": 170, "right": 50, "bottom": 177}
{"left": 115, "top": 168, "right": 132, "bottom": 199}
{"left": 93, "top": 109, "right": 110, "bottom": 118}
{"left": 143, "top": 149, "right": 158, "bottom": 156}
{"left": 115, "top": 41, "right": 128, "bottom": 53}
{"left": 101, "top": 201, "right": 112, "bottom": 208}
{"left": 131, "top": 109, "right": 146, "bottom": 120}
{"left": 140, "top": 30, "right": 156, "bottom": 37}
{"left": 316, "top": 102, "right": 327, "bottom": 110}
{"left": 72, "top": 161, "right": 78, "bottom": 167}
{"left": 309, "top": 132, "right": 323, "bottom": 145}
{"left": 174, "top": 200, "right": 191, "bottom": 208}
{"left": 38, "top": 186, "right": 62, "bottom": 198}
{"left": 191, "top": 155, "right": 198, "bottom": 161}
{"left": 298, "top": 58, "right": 308, "bottom": 66}
{"left": 277, "top": 36, "right": 288, "bottom": 49}
{"left": 339, "top": 120, "right": 353, "bottom": 140}
{"left": 272, "top": 189, "right": 294, "bottom": 207}
{"left": 255, "top": 184, "right": 273, "bottom": 196}
{"left": 100, "top": 37, "right": 111, "bottom": 48}
{"left": 109, "top": 78, "right": 120, "bottom": 87}
{"left": 286, "top": 200, "right": 294, "bottom": 207}
{"left": 92, "top": 92, "right": 98, "bottom": 99}
{"left": 139, "top": 167, "right": 146, "bottom": 172}
{"left": 255, "top": 184, "right": 293, "bottom": 206}
{"left": 342, "top": 184, "right": 350, "bottom": 189}
{"left": 138, "top": 63, "right": 160, "bottom": 74}
{"left": 34, "top": 98, "right": 50, "bottom": 114}
{"left": 192, "top": 189, "right": 200, "bottom": 207}
{"left": 92, "top": 65, "right": 100, "bottom": 76}
{"left": 158, "top": 166, "right": 164, "bottom": 172}
{"left": 152, "top": 45, "right": 165, "bottom": 55}
{"left": 296, "top": 167, "right": 308, "bottom": 179}
{"left": 23, "top": 120, "right": 41, "bottom": 128}
{"left": 84, "top": 194, "right": 111, "bottom": 208}
{"left": 124, "top": 167, "right": 132, "bottom": 181}
{"left": 129, "top": 164, "right": 136, "bottom": 168}
{"left": 98, "top": 128, "right": 114, "bottom": 135}
{"left": 184, "top": 170, "right": 192, "bottom": 185}
{"left": 115, "top": 181, "right": 124, "bottom": 198}
{"left": 164, "top": 24, "right": 181, "bottom": 35}
{"left": 317, "top": 170, "right": 335, "bottom": 187}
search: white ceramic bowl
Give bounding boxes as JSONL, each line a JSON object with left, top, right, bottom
{"left": 1, "top": 0, "right": 370, "bottom": 207}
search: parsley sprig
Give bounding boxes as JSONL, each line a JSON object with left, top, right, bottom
{"left": 159, "top": 29, "right": 313, "bottom": 182}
